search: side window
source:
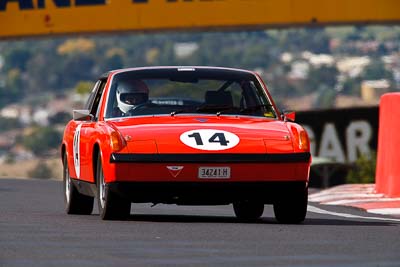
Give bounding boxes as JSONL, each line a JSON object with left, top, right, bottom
{"left": 91, "top": 80, "right": 106, "bottom": 119}
{"left": 83, "top": 79, "right": 107, "bottom": 119}
{"left": 84, "top": 81, "right": 100, "bottom": 111}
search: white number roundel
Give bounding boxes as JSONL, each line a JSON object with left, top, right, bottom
{"left": 73, "top": 124, "right": 82, "bottom": 179}
{"left": 180, "top": 129, "right": 240, "bottom": 151}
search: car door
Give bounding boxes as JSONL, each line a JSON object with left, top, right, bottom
{"left": 74, "top": 79, "right": 107, "bottom": 183}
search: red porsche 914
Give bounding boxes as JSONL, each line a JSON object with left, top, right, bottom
{"left": 61, "top": 66, "right": 311, "bottom": 222}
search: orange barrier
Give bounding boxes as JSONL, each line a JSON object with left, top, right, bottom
{"left": 375, "top": 93, "right": 400, "bottom": 197}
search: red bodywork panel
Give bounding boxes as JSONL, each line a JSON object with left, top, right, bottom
{"left": 61, "top": 67, "right": 311, "bottom": 185}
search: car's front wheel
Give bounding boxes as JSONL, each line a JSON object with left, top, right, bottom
{"left": 63, "top": 153, "right": 94, "bottom": 215}
{"left": 96, "top": 154, "right": 131, "bottom": 220}
{"left": 233, "top": 200, "right": 264, "bottom": 221}
{"left": 273, "top": 183, "right": 308, "bottom": 224}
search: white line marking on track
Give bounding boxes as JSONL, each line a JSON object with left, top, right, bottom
{"left": 324, "top": 198, "right": 400, "bottom": 206}
{"left": 367, "top": 208, "right": 400, "bottom": 215}
{"left": 307, "top": 205, "right": 400, "bottom": 223}
{"left": 309, "top": 193, "right": 384, "bottom": 203}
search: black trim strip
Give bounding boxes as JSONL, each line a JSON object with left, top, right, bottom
{"left": 110, "top": 152, "right": 310, "bottom": 163}
{"left": 71, "top": 178, "right": 97, "bottom": 197}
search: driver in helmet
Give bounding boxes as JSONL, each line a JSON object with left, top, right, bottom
{"left": 115, "top": 80, "right": 149, "bottom": 116}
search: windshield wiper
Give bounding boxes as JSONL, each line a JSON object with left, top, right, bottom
{"left": 170, "top": 109, "right": 193, "bottom": 116}
{"left": 196, "top": 105, "right": 236, "bottom": 114}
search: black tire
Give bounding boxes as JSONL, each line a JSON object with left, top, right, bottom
{"left": 233, "top": 201, "right": 264, "bottom": 221}
{"left": 63, "top": 153, "right": 94, "bottom": 215}
{"left": 273, "top": 184, "right": 308, "bottom": 224}
{"left": 96, "top": 154, "right": 131, "bottom": 220}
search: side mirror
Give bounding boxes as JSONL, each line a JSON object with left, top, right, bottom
{"left": 73, "top": 110, "right": 93, "bottom": 121}
{"left": 282, "top": 110, "right": 296, "bottom": 122}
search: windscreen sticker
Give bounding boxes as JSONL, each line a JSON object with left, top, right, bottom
{"left": 73, "top": 124, "right": 82, "bottom": 179}
{"left": 180, "top": 129, "right": 240, "bottom": 151}
{"left": 264, "top": 111, "right": 275, "bottom": 118}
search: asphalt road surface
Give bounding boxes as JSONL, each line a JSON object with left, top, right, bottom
{"left": 1, "top": 178, "right": 399, "bottom": 267}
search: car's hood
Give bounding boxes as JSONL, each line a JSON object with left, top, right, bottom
{"left": 107, "top": 115, "right": 293, "bottom": 153}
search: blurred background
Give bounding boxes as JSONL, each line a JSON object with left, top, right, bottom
{"left": 0, "top": 24, "right": 399, "bottom": 182}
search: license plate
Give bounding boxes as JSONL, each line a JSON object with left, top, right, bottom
{"left": 198, "top": 167, "right": 231, "bottom": 179}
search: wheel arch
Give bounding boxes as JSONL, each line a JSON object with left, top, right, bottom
{"left": 61, "top": 143, "right": 71, "bottom": 176}
{"left": 61, "top": 143, "right": 66, "bottom": 163}
{"left": 92, "top": 143, "right": 101, "bottom": 185}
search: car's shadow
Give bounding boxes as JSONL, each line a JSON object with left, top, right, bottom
{"left": 127, "top": 213, "right": 270, "bottom": 224}
{"left": 121, "top": 214, "right": 397, "bottom": 226}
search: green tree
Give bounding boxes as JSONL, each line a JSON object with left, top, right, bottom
{"left": 0, "top": 116, "right": 21, "bottom": 132}
{"left": 313, "top": 85, "right": 337, "bottom": 109}
{"left": 58, "top": 54, "right": 96, "bottom": 88}
{"left": 28, "top": 162, "right": 53, "bottom": 179}
{"left": 307, "top": 66, "right": 339, "bottom": 93}
{"left": 4, "top": 48, "right": 32, "bottom": 71}
{"left": 48, "top": 111, "right": 71, "bottom": 125}
{"left": 0, "top": 68, "right": 24, "bottom": 107}
{"left": 22, "top": 127, "right": 62, "bottom": 156}
{"left": 346, "top": 152, "right": 376, "bottom": 184}
{"left": 362, "top": 61, "right": 393, "bottom": 80}
{"left": 341, "top": 77, "right": 362, "bottom": 96}
{"left": 74, "top": 81, "right": 93, "bottom": 96}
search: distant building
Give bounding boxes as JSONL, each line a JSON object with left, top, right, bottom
{"left": 280, "top": 52, "right": 293, "bottom": 63}
{"left": 32, "top": 109, "right": 49, "bottom": 126}
{"left": 361, "top": 79, "right": 391, "bottom": 103}
{"left": 0, "top": 105, "right": 19, "bottom": 119}
{"left": 0, "top": 105, "right": 33, "bottom": 125}
{"left": 308, "top": 54, "right": 335, "bottom": 67}
{"left": 288, "top": 61, "right": 309, "bottom": 80}
{"left": 173, "top": 42, "right": 199, "bottom": 59}
{"left": 337, "top": 57, "right": 370, "bottom": 78}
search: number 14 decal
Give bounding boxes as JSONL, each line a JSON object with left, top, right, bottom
{"left": 188, "top": 132, "right": 230, "bottom": 146}
{"left": 180, "top": 129, "right": 240, "bottom": 151}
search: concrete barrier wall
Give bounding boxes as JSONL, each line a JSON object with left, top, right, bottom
{"left": 375, "top": 93, "right": 400, "bottom": 197}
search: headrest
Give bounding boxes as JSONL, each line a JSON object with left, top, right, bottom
{"left": 205, "top": 91, "right": 233, "bottom": 106}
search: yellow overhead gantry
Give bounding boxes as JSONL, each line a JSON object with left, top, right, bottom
{"left": 0, "top": 0, "right": 399, "bottom": 39}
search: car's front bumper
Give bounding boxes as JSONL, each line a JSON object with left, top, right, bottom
{"left": 106, "top": 152, "right": 311, "bottom": 183}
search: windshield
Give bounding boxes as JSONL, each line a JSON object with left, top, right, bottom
{"left": 105, "top": 68, "right": 277, "bottom": 119}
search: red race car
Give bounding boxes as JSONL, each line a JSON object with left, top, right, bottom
{"left": 61, "top": 66, "right": 311, "bottom": 222}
